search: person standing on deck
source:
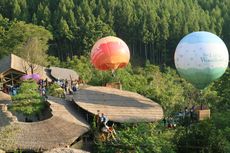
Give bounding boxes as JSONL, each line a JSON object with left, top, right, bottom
{"left": 101, "top": 113, "right": 109, "bottom": 125}
{"left": 95, "top": 110, "right": 101, "bottom": 129}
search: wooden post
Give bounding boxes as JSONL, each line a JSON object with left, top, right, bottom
{"left": 11, "top": 73, "right": 14, "bottom": 86}
{"left": 0, "top": 74, "right": 3, "bottom": 91}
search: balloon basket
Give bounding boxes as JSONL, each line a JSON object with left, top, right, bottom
{"left": 197, "top": 109, "right": 210, "bottom": 121}
{"left": 105, "top": 82, "right": 122, "bottom": 90}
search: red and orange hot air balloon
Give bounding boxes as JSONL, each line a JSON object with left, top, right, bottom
{"left": 91, "top": 36, "right": 130, "bottom": 72}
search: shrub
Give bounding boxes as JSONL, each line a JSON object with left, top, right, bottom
{"left": 94, "top": 123, "right": 176, "bottom": 153}
{"left": 47, "top": 83, "right": 65, "bottom": 98}
{"left": 9, "top": 80, "right": 46, "bottom": 116}
{"left": 174, "top": 120, "right": 230, "bottom": 153}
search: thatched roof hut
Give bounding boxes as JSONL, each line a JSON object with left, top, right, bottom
{"left": 46, "top": 67, "right": 79, "bottom": 81}
{"left": 13, "top": 117, "right": 89, "bottom": 151}
{"left": 73, "top": 86, "right": 164, "bottom": 123}
{"left": 0, "top": 54, "right": 80, "bottom": 87}
{"left": 0, "top": 54, "right": 49, "bottom": 86}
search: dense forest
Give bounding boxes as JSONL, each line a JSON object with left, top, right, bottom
{"left": 0, "top": 0, "right": 230, "bottom": 66}
{"left": 0, "top": 0, "right": 229, "bottom": 152}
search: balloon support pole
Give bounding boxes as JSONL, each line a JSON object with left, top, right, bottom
{"left": 199, "top": 89, "right": 203, "bottom": 110}
{"left": 111, "top": 70, "right": 115, "bottom": 77}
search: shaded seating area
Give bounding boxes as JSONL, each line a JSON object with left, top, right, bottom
{"left": 0, "top": 54, "right": 80, "bottom": 93}
{"left": 0, "top": 54, "right": 49, "bottom": 92}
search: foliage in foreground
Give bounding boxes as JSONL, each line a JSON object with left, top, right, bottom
{"left": 9, "top": 80, "right": 46, "bottom": 116}
{"left": 94, "top": 123, "right": 175, "bottom": 153}
{"left": 174, "top": 119, "right": 230, "bottom": 153}
{"left": 213, "top": 68, "right": 230, "bottom": 110}
{"left": 95, "top": 116, "right": 230, "bottom": 153}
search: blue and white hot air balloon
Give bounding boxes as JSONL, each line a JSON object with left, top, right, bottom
{"left": 174, "top": 31, "right": 229, "bottom": 89}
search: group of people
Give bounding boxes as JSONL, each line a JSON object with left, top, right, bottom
{"left": 3, "top": 84, "right": 19, "bottom": 96}
{"left": 56, "top": 79, "right": 79, "bottom": 95}
{"left": 175, "top": 106, "right": 197, "bottom": 123}
{"left": 163, "top": 117, "right": 176, "bottom": 128}
{"left": 95, "top": 110, "right": 117, "bottom": 141}
{"left": 38, "top": 79, "right": 48, "bottom": 101}
{"left": 163, "top": 105, "right": 198, "bottom": 128}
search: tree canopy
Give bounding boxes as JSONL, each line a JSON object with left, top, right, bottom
{"left": 0, "top": 0, "right": 229, "bottom": 66}
{"left": 0, "top": 16, "right": 52, "bottom": 61}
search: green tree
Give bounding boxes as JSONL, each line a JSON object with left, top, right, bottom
{"left": 37, "top": 2, "right": 51, "bottom": 28}
{"left": 213, "top": 68, "right": 230, "bottom": 110}
{"left": 18, "top": 0, "right": 29, "bottom": 21}
{"left": 18, "top": 37, "right": 48, "bottom": 74}
{"left": 0, "top": 21, "right": 52, "bottom": 59}
{"left": 10, "top": 0, "right": 21, "bottom": 19}
{"left": 47, "top": 55, "right": 62, "bottom": 67}
{"left": 65, "top": 56, "right": 92, "bottom": 83}
{"left": 175, "top": 120, "right": 230, "bottom": 153}
{"left": 58, "top": 17, "right": 73, "bottom": 40}
{"left": 0, "top": 15, "right": 11, "bottom": 58}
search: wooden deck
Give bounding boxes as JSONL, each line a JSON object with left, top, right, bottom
{"left": 73, "top": 86, "right": 164, "bottom": 123}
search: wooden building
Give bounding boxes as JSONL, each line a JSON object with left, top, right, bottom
{"left": 0, "top": 54, "right": 49, "bottom": 88}
{"left": 45, "top": 66, "right": 79, "bottom": 82}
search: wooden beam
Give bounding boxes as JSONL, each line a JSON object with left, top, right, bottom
{"left": 2, "top": 68, "right": 25, "bottom": 76}
{"left": 11, "top": 73, "right": 14, "bottom": 86}
{"left": 0, "top": 68, "right": 25, "bottom": 85}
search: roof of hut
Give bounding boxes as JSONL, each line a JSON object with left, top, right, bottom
{"left": 12, "top": 117, "right": 89, "bottom": 151}
{"left": 0, "top": 54, "right": 49, "bottom": 80}
{"left": 0, "top": 96, "right": 89, "bottom": 151}
{"left": 48, "top": 67, "right": 79, "bottom": 81}
{"left": 73, "top": 86, "right": 164, "bottom": 123}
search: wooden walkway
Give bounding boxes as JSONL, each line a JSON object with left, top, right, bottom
{"left": 73, "top": 86, "right": 164, "bottom": 123}
{"left": 0, "top": 91, "right": 11, "bottom": 104}
{"left": 0, "top": 96, "right": 90, "bottom": 151}
{"left": 48, "top": 96, "right": 89, "bottom": 128}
